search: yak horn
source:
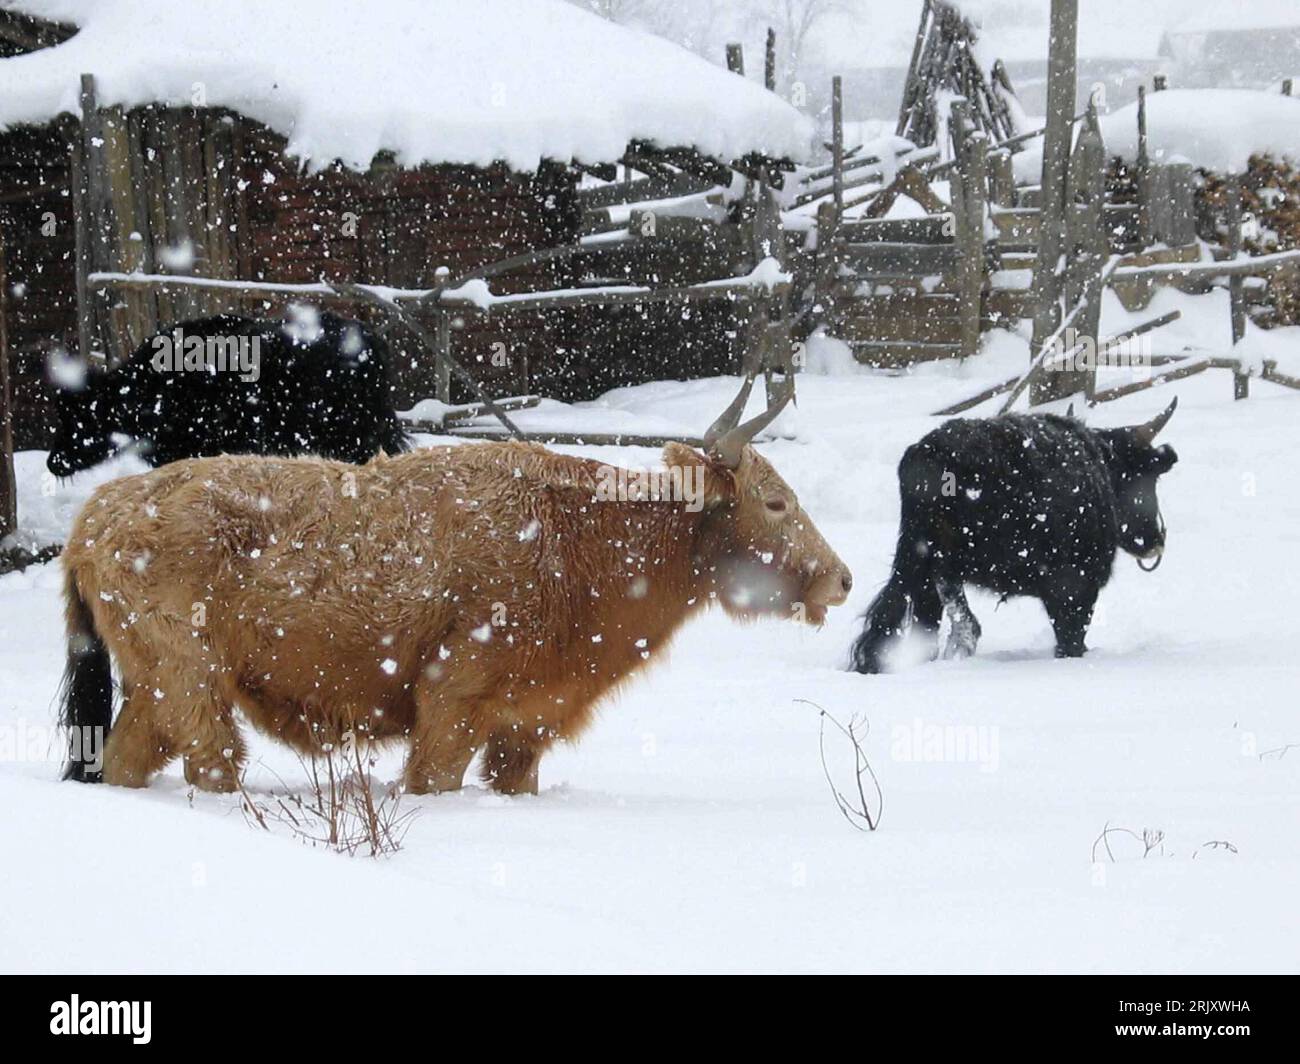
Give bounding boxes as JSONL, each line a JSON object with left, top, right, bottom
{"left": 701, "top": 373, "right": 758, "bottom": 454}
{"left": 1065, "top": 402, "right": 1076, "bottom": 420}
{"left": 707, "top": 376, "right": 795, "bottom": 469}
{"left": 1133, "top": 396, "right": 1178, "bottom": 445}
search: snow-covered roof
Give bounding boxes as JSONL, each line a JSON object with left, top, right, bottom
{"left": 0, "top": 0, "right": 813, "bottom": 172}
{"left": 1014, "top": 89, "right": 1300, "bottom": 179}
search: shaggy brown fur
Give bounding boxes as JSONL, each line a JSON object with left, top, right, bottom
{"left": 60, "top": 440, "right": 850, "bottom": 794}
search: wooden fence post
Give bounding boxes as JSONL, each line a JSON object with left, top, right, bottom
{"left": 831, "top": 76, "right": 844, "bottom": 213}
{"left": 1029, "top": 0, "right": 1078, "bottom": 401}
{"left": 102, "top": 104, "right": 155, "bottom": 350}
{"left": 948, "top": 97, "right": 972, "bottom": 163}
{"left": 1226, "top": 174, "right": 1249, "bottom": 399}
{"left": 75, "top": 73, "right": 160, "bottom": 365}
{"left": 434, "top": 309, "right": 452, "bottom": 403}
{"left": 748, "top": 180, "right": 793, "bottom": 406}
{"left": 765, "top": 27, "right": 777, "bottom": 91}
{"left": 1065, "top": 105, "right": 1106, "bottom": 297}
{"left": 73, "top": 75, "right": 106, "bottom": 363}
{"left": 0, "top": 225, "right": 15, "bottom": 542}
{"left": 79, "top": 75, "right": 138, "bottom": 366}
{"left": 1166, "top": 163, "right": 1196, "bottom": 246}
{"left": 955, "top": 130, "right": 988, "bottom": 359}
{"left": 897, "top": 0, "right": 933, "bottom": 137}
{"left": 1134, "top": 85, "right": 1153, "bottom": 248}
{"left": 1066, "top": 105, "right": 1108, "bottom": 398}
{"left": 726, "top": 43, "right": 745, "bottom": 76}
{"left": 988, "top": 148, "right": 1014, "bottom": 207}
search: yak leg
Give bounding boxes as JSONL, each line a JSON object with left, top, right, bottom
{"left": 911, "top": 578, "right": 943, "bottom": 661}
{"left": 405, "top": 653, "right": 490, "bottom": 795}
{"left": 405, "top": 703, "right": 480, "bottom": 795}
{"left": 937, "top": 577, "right": 982, "bottom": 659}
{"left": 102, "top": 637, "right": 245, "bottom": 790}
{"left": 103, "top": 684, "right": 175, "bottom": 788}
{"left": 136, "top": 659, "right": 246, "bottom": 793}
{"left": 482, "top": 725, "right": 548, "bottom": 796}
{"left": 1043, "top": 583, "right": 1098, "bottom": 659}
{"left": 177, "top": 689, "right": 246, "bottom": 793}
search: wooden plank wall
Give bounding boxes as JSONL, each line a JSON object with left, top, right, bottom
{"left": 0, "top": 123, "right": 77, "bottom": 448}
{"left": 238, "top": 126, "right": 582, "bottom": 403}
{"left": 2, "top": 102, "right": 749, "bottom": 443}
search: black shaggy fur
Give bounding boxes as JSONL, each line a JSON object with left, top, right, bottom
{"left": 57, "top": 571, "right": 112, "bottom": 783}
{"left": 850, "top": 410, "right": 1178, "bottom": 673}
{"left": 47, "top": 311, "right": 409, "bottom": 475}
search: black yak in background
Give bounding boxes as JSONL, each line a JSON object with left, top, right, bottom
{"left": 850, "top": 400, "right": 1179, "bottom": 673}
{"left": 47, "top": 311, "right": 409, "bottom": 476}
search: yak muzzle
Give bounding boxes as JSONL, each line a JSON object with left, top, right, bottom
{"left": 805, "top": 564, "right": 853, "bottom": 609}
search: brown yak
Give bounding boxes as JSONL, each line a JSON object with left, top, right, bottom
{"left": 58, "top": 377, "right": 851, "bottom": 795}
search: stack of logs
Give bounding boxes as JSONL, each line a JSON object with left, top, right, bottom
{"left": 1197, "top": 154, "right": 1300, "bottom": 327}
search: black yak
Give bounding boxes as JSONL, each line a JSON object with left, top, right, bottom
{"left": 850, "top": 399, "right": 1179, "bottom": 672}
{"left": 47, "top": 311, "right": 409, "bottom": 476}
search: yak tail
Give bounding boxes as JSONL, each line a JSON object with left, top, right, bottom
{"left": 58, "top": 571, "right": 113, "bottom": 782}
{"left": 380, "top": 415, "right": 412, "bottom": 455}
{"left": 849, "top": 523, "right": 931, "bottom": 675}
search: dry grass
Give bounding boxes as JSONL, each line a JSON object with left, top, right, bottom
{"left": 238, "top": 732, "right": 417, "bottom": 857}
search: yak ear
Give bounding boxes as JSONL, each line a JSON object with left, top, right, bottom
{"left": 1150, "top": 443, "right": 1179, "bottom": 474}
{"left": 661, "top": 441, "right": 698, "bottom": 468}
{"left": 662, "top": 441, "right": 735, "bottom": 507}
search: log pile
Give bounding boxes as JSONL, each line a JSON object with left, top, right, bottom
{"left": 1197, "top": 154, "right": 1300, "bottom": 327}
{"left": 896, "top": 0, "right": 1021, "bottom": 153}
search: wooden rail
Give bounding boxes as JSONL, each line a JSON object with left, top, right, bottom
{"left": 1110, "top": 248, "right": 1300, "bottom": 284}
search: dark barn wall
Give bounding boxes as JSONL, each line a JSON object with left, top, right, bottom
{"left": 535, "top": 299, "right": 742, "bottom": 403}
{"left": 1, "top": 104, "right": 744, "bottom": 450}
{"left": 238, "top": 125, "right": 583, "bottom": 404}
{"left": 0, "top": 123, "right": 76, "bottom": 449}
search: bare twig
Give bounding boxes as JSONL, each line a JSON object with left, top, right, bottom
{"left": 1091, "top": 824, "right": 1165, "bottom": 862}
{"left": 1194, "top": 840, "right": 1238, "bottom": 858}
{"left": 797, "top": 699, "right": 882, "bottom": 832}
{"left": 1093, "top": 825, "right": 1235, "bottom": 862}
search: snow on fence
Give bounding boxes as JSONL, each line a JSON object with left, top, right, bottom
{"left": 798, "top": 0, "right": 1299, "bottom": 411}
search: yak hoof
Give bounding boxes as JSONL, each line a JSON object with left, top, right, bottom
{"left": 1054, "top": 644, "right": 1087, "bottom": 659}
{"left": 183, "top": 761, "right": 239, "bottom": 793}
{"left": 404, "top": 776, "right": 463, "bottom": 796}
{"left": 942, "top": 626, "right": 980, "bottom": 660}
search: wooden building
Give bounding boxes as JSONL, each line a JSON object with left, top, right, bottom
{"left": 0, "top": 0, "right": 809, "bottom": 448}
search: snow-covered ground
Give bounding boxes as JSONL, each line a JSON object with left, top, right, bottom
{"left": 2, "top": 290, "right": 1298, "bottom": 973}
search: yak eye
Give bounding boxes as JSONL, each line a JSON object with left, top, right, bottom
{"left": 765, "top": 498, "right": 788, "bottom": 514}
